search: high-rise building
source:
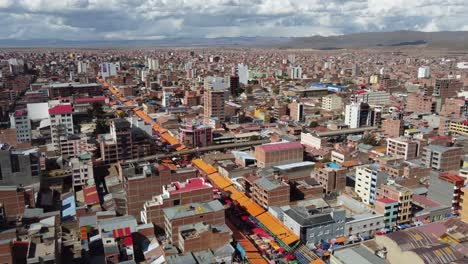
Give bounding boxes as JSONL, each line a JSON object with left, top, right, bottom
{"left": 355, "top": 164, "right": 388, "bottom": 205}
{"left": 110, "top": 119, "right": 132, "bottom": 161}
{"left": 9, "top": 109, "right": 31, "bottom": 143}
{"left": 344, "top": 102, "right": 372, "bottom": 128}
{"left": 290, "top": 65, "right": 302, "bottom": 79}
{"left": 382, "top": 116, "right": 404, "bottom": 138}
{"left": 433, "top": 79, "right": 462, "bottom": 106}
{"left": 147, "top": 58, "right": 159, "bottom": 70}
{"left": 352, "top": 63, "right": 360, "bottom": 76}
{"left": 70, "top": 152, "right": 93, "bottom": 187}
{"left": 229, "top": 75, "right": 240, "bottom": 96}
{"left": 100, "top": 62, "right": 119, "bottom": 78}
{"left": 179, "top": 122, "right": 213, "bottom": 148}
{"left": 417, "top": 66, "right": 430, "bottom": 79}
{"left": 77, "top": 61, "right": 88, "bottom": 74}
{"left": 49, "top": 104, "right": 74, "bottom": 150}
{"left": 203, "top": 88, "right": 225, "bottom": 123}
{"left": 0, "top": 145, "right": 40, "bottom": 186}
{"left": 313, "top": 164, "right": 346, "bottom": 194}
{"left": 289, "top": 101, "right": 304, "bottom": 122}
{"left": 236, "top": 63, "right": 249, "bottom": 85}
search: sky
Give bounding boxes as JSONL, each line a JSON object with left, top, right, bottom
{"left": 0, "top": 0, "right": 466, "bottom": 40}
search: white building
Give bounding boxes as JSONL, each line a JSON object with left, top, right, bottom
{"left": 10, "top": 109, "right": 32, "bottom": 143}
{"left": 290, "top": 65, "right": 303, "bottom": 79}
{"left": 100, "top": 62, "right": 119, "bottom": 78}
{"left": 288, "top": 54, "right": 296, "bottom": 64}
{"left": 162, "top": 88, "right": 175, "bottom": 107}
{"left": 456, "top": 62, "right": 468, "bottom": 69}
{"left": 344, "top": 212, "right": 385, "bottom": 237}
{"left": 355, "top": 91, "right": 391, "bottom": 105}
{"left": 355, "top": 164, "right": 388, "bottom": 205}
{"left": 70, "top": 152, "right": 94, "bottom": 187}
{"left": 345, "top": 103, "right": 360, "bottom": 128}
{"left": 77, "top": 61, "right": 88, "bottom": 74}
{"left": 49, "top": 104, "right": 74, "bottom": 150}
{"left": 147, "top": 58, "right": 159, "bottom": 70}
{"left": 237, "top": 63, "right": 249, "bottom": 85}
{"left": 322, "top": 94, "right": 343, "bottom": 111}
{"left": 417, "top": 66, "right": 431, "bottom": 79}
{"left": 204, "top": 76, "right": 229, "bottom": 91}
{"left": 300, "top": 132, "right": 327, "bottom": 149}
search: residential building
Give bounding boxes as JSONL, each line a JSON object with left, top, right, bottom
{"left": 9, "top": 109, "right": 31, "bottom": 143}
{"left": 204, "top": 87, "right": 225, "bottom": 122}
{"left": 289, "top": 101, "right": 304, "bottom": 122}
{"left": 382, "top": 116, "right": 404, "bottom": 138}
{"left": 421, "top": 145, "right": 462, "bottom": 171}
{"left": 461, "top": 186, "right": 468, "bottom": 223}
{"left": 282, "top": 207, "right": 345, "bottom": 245}
{"left": 141, "top": 178, "right": 213, "bottom": 228}
{"left": 374, "top": 198, "right": 399, "bottom": 228}
{"left": 178, "top": 122, "right": 213, "bottom": 148}
{"left": 70, "top": 152, "right": 93, "bottom": 188}
{"left": 254, "top": 141, "right": 303, "bottom": 168}
{"left": 433, "top": 78, "right": 462, "bottom": 104}
{"left": 0, "top": 145, "right": 40, "bottom": 186}
{"left": 386, "top": 137, "right": 422, "bottom": 160}
{"left": 344, "top": 102, "right": 372, "bottom": 128}
{"left": 163, "top": 200, "right": 225, "bottom": 245}
{"left": 321, "top": 94, "right": 343, "bottom": 111}
{"left": 290, "top": 65, "right": 303, "bottom": 79}
{"left": 252, "top": 177, "right": 290, "bottom": 208}
{"left": 59, "top": 134, "right": 89, "bottom": 157}
{"left": 313, "top": 164, "right": 346, "bottom": 194}
{"left": 406, "top": 93, "right": 436, "bottom": 113}
{"left": 448, "top": 119, "right": 468, "bottom": 136}
{"left": 49, "top": 104, "right": 74, "bottom": 150}
{"left": 45, "top": 82, "right": 102, "bottom": 98}
{"left": 301, "top": 133, "right": 327, "bottom": 149}
{"left": 345, "top": 212, "right": 385, "bottom": 238}
{"left": 355, "top": 91, "right": 391, "bottom": 105}
{"left": 236, "top": 63, "right": 249, "bottom": 85}
{"left": 355, "top": 164, "right": 388, "bottom": 205}
{"left": 178, "top": 222, "right": 232, "bottom": 254}
{"left": 417, "top": 66, "right": 430, "bottom": 79}
{"left": 427, "top": 172, "right": 464, "bottom": 215}
{"left": 376, "top": 184, "right": 412, "bottom": 224}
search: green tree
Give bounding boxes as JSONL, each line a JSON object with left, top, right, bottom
{"left": 272, "top": 87, "right": 280, "bottom": 95}
{"left": 95, "top": 120, "right": 110, "bottom": 135}
{"left": 309, "top": 121, "right": 319, "bottom": 128}
{"left": 361, "top": 134, "right": 379, "bottom": 146}
{"left": 88, "top": 102, "right": 105, "bottom": 118}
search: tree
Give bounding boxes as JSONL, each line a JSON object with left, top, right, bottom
{"left": 245, "top": 86, "right": 253, "bottom": 94}
{"left": 272, "top": 87, "right": 280, "bottom": 95}
{"left": 95, "top": 120, "right": 109, "bottom": 135}
{"left": 309, "top": 121, "right": 319, "bottom": 128}
{"left": 88, "top": 102, "right": 105, "bottom": 118}
{"left": 361, "top": 134, "right": 379, "bottom": 146}
{"left": 117, "top": 111, "right": 126, "bottom": 118}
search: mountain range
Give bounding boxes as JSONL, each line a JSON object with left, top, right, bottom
{"left": 0, "top": 31, "right": 467, "bottom": 49}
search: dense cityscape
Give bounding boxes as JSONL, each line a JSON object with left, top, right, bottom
{"left": 0, "top": 46, "right": 466, "bottom": 264}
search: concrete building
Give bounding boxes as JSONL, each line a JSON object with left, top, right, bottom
{"left": 204, "top": 87, "right": 225, "bottom": 123}
{"left": 421, "top": 145, "right": 462, "bottom": 171}
{"left": 49, "top": 104, "right": 74, "bottom": 150}
{"left": 417, "top": 66, "right": 430, "bottom": 79}
{"left": 9, "top": 109, "right": 31, "bottom": 143}
{"left": 254, "top": 141, "right": 304, "bottom": 168}
{"left": 289, "top": 101, "right": 304, "bottom": 122}
{"left": 427, "top": 172, "right": 464, "bottom": 215}
{"left": 313, "top": 164, "right": 347, "bottom": 194}
{"left": 406, "top": 93, "right": 436, "bottom": 113}
{"left": 141, "top": 177, "right": 213, "bottom": 229}
{"left": 355, "top": 164, "right": 388, "bottom": 206}
{"left": 163, "top": 200, "right": 225, "bottom": 245}
{"left": 461, "top": 186, "right": 468, "bottom": 223}
{"left": 46, "top": 82, "right": 102, "bottom": 98}
{"left": 448, "top": 119, "right": 468, "bottom": 136}
{"left": 355, "top": 91, "right": 391, "bottom": 105}
{"left": 59, "top": 134, "right": 89, "bottom": 158}
{"left": 374, "top": 198, "right": 399, "bottom": 228}
{"left": 386, "top": 137, "right": 422, "bottom": 160}
{"left": 178, "top": 122, "right": 212, "bottom": 148}
{"left": 433, "top": 78, "right": 462, "bottom": 105}
{"left": 382, "top": 116, "right": 404, "bottom": 138}
{"left": 0, "top": 145, "right": 40, "bottom": 186}
{"left": 345, "top": 102, "right": 372, "bottom": 129}
{"left": 121, "top": 162, "right": 198, "bottom": 219}
{"left": 236, "top": 63, "right": 249, "bottom": 85}
{"left": 322, "top": 94, "right": 343, "bottom": 111}
{"left": 70, "top": 152, "right": 93, "bottom": 188}
{"left": 252, "top": 177, "right": 290, "bottom": 208}
{"left": 283, "top": 207, "right": 345, "bottom": 245}
{"left": 345, "top": 212, "right": 384, "bottom": 238}
{"left": 301, "top": 133, "right": 327, "bottom": 149}
{"left": 178, "top": 222, "right": 232, "bottom": 254}
{"left": 290, "top": 65, "right": 303, "bottom": 79}
{"left": 377, "top": 184, "right": 412, "bottom": 224}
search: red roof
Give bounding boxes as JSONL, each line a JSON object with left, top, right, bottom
{"left": 412, "top": 194, "right": 440, "bottom": 207}
{"left": 257, "top": 141, "right": 303, "bottom": 153}
{"left": 49, "top": 104, "right": 72, "bottom": 115}
{"left": 376, "top": 197, "right": 398, "bottom": 204}
{"left": 440, "top": 173, "right": 465, "bottom": 184}
{"left": 83, "top": 186, "right": 100, "bottom": 205}
{"left": 75, "top": 96, "right": 107, "bottom": 103}
{"left": 169, "top": 178, "right": 211, "bottom": 194}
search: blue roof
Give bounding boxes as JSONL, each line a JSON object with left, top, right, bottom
{"left": 328, "top": 162, "right": 341, "bottom": 169}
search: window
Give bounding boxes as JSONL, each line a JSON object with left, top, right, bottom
{"left": 173, "top": 199, "right": 180, "bottom": 206}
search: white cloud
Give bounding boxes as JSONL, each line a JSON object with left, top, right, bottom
{"left": 0, "top": 0, "right": 466, "bottom": 40}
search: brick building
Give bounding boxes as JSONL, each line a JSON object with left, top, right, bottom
{"left": 254, "top": 141, "right": 303, "bottom": 168}
{"left": 422, "top": 145, "right": 462, "bottom": 171}
{"left": 252, "top": 177, "right": 290, "bottom": 208}
{"left": 377, "top": 184, "right": 412, "bottom": 224}
{"left": 313, "top": 164, "right": 347, "bottom": 194}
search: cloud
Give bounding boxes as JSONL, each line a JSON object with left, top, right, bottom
{"left": 0, "top": 0, "right": 466, "bottom": 40}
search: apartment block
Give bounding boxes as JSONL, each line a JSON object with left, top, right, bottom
{"left": 49, "top": 104, "right": 74, "bottom": 150}
{"left": 163, "top": 200, "right": 225, "bottom": 245}
{"left": 322, "top": 94, "right": 343, "bottom": 111}
{"left": 178, "top": 223, "right": 232, "bottom": 253}
{"left": 355, "top": 164, "right": 388, "bottom": 205}
{"left": 313, "top": 164, "right": 347, "bottom": 194}
{"left": 377, "top": 184, "right": 412, "bottom": 224}
{"left": 422, "top": 145, "right": 462, "bottom": 171}
{"left": 374, "top": 198, "right": 399, "bottom": 228}
{"left": 427, "top": 172, "right": 464, "bottom": 215}
{"left": 386, "top": 137, "right": 422, "bottom": 160}
{"left": 9, "top": 109, "right": 31, "bottom": 143}
{"left": 382, "top": 117, "right": 404, "bottom": 138}
{"left": 252, "top": 177, "right": 290, "bottom": 208}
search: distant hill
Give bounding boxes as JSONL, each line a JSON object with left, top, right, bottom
{"left": 284, "top": 31, "right": 468, "bottom": 50}
{"left": 0, "top": 31, "right": 467, "bottom": 49}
